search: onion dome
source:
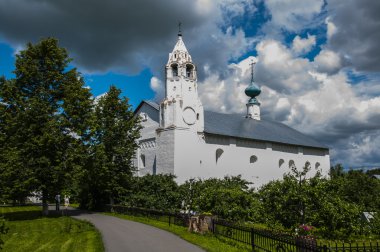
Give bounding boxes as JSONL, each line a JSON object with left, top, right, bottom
{"left": 245, "top": 60, "right": 261, "bottom": 105}
{"left": 245, "top": 84, "right": 261, "bottom": 99}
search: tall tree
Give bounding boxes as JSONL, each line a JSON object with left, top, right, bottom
{"left": 79, "top": 86, "right": 141, "bottom": 210}
{"left": 0, "top": 38, "right": 93, "bottom": 214}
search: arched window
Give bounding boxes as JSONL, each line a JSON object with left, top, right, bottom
{"left": 315, "top": 162, "right": 320, "bottom": 169}
{"left": 171, "top": 64, "right": 178, "bottom": 77}
{"left": 216, "top": 148, "right": 224, "bottom": 163}
{"left": 305, "top": 161, "right": 311, "bottom": 169}
{"left": 250, "top": 155, "right": 258, "bottom": 164}
{"left": 279, "top": 159, "right": 284, "bottom": 168}
{"left": 186, "top": 64, "right": 194, "bottom": 78}
{"left": 289, "top": 160, "right": 295, "bottom": 169}
{"left": 140, "top": 154, "right": 146, "bottom": 168}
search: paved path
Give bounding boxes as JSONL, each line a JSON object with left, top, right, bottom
{"left": 67, "top": 209, "right": 204, "bottom": 252}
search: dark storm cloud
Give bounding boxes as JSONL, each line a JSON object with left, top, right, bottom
{"left": 327, "top": 0, "right": 380, "bottom": 72}
{"left": 0, "top": 0, "right": 210, "bottom": 74}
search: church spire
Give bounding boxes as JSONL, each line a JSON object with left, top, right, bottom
{"left": 245, "top": 60, "right": 261, "bottom": 120}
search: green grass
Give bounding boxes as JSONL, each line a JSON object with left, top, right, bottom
{"left": 104, "top": 212, "right": 252, "bottom": 252}
{"left": 1, "top": 206, "right": 104, "bottom": 252}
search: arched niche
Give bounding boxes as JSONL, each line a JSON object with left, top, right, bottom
{"left": 216, "top": 148, "right": 224, "bottom": 163}
{"left": 250, "top": 155, "right": 258, "bottom": 164}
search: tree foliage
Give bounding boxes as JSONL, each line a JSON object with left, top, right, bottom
{"left": 179, "top": 176, "right": 262, "bottom": 222}
{"left": 78, "top": 86, "right": 141, "bottom": 210}
{"left": 0, "top": 38, "right": 93, "bottom": 213}
{"left": 124, "top": 174, "right": 181, "bottom": 211}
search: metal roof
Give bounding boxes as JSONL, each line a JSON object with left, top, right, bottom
{"left": 136, "top": 101, "right": 328, "bottom": 149}
{"left": 204, "top": 111, "right": 327, "bottom": 149}
{"left": 134, "top": 100, "right": 159, "bottom": 113}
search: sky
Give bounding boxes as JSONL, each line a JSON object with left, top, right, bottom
{"left": 0, "top": 0, "right": 380, "bottom": 169}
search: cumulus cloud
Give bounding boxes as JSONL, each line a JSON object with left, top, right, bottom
{"left": 313, "top": 49, "right": 341, "bottom": 74}
{"left": 150, "top": 76, "right": 164, "bottom": 101}
{"left": 326, "top": 0, "right": 380, "bottom": 72}
{"left": 291, "top": 34, "right": 316, "bottom": 55}
{"left": 254, "top": 40, "right": 318, "bottom": 94}
{"left": 199, "top": 56, "right": 255, "bottom": 113}
{"left": 263, "top": 0, "right": 324, "bottom": 33}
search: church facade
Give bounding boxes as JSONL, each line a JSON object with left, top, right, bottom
{"left": 134, "top": 33, "right": 330, "bottom": 187}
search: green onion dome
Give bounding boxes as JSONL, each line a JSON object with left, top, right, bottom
{"left": 245, "top": 84, "right": 261, "bottom": 97}
{"left": 245, "top": 83, "right": 261, "bottom": 105}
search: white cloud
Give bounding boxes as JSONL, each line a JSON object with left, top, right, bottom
{"left": 150, "top": 76, "right": 164, "bottom": 102}
{"left": 255, "top": 39, "right": 318, "bottom": 94}
{"left": 292, "top": 34, "right": 316, "bottom": 55}
{"left": 264, "top": 0, "right": 324, "bottom": 32}
{"left": 325, "top": 17, "right": 337, "bottom": 40}
{"left": 313, "top": 49, "right": 341, "bottom": 74}
{"left": 199, "top": 56, "right": 257, "bottom": 113}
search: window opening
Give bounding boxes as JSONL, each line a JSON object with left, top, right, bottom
{"left": 216, "top": 149, "right": 224, "bottom": 163}
{"left": 140, "top": 154, "right": 146, "bottom": 168}
{"left": 172, "top": 64, "right": 178, "bottom": 77}
{"left": 250, "top": 155, "right": 258, "bottom": 164}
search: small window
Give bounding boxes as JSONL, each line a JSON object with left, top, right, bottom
{"left": 250, "top": 155, "right": 257, "bottom": 164}
{"left": 289, "top": 160, "right": 295, "bottom": 169}
{"left": 140, "top": 154, "right": 146, "bottom": 168}
{"left": 216, "top": 148, "right": 224, "bottom": 163}
{"left": 174, "top": 54, "right": 177, "bottom": 58}
{"left": 173, "top": 86, "right": 176, "bottom": 91}
{"left": 189, "top": 87, "right": 192, "bottom": 91}
{"left": 315, "top": 162, "right": 320, "bottom": 169}
{"left": 305, "top": 161, "right": 311, "bottom": 168}
{"left": 279, "top": 159, "right": 284, "bottom": 168}
{"left": 197, "top": 113, "right": 199, "bottom": 120}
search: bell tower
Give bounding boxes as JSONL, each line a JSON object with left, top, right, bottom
{"left": 159, "top": 27, "right": 204, "bottom": 132}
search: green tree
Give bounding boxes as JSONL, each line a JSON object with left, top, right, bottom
{"left": 179, "top": 176, "right": 262, "bottom": 222}
{"left": 259, "top": 163, "right": 362, "bottom": 238}
{"left": 0, "top": 38, "right": 93, "bottom": 214}
{"left": 124, "top": 174, "right": 181, "bottom": 211}
{"left": 79, "top": 86, "right": 141, "bottom": 210}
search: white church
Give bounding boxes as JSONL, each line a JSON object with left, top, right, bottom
{"left": 134, "top": 32, "right": 330, "bottom": 187}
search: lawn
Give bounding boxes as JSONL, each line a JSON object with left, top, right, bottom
{"left": 0, "top": 206, "right": 104, "bottom": 252}
{"left": 104, "top": 212, "right": 252, "bottom": 252}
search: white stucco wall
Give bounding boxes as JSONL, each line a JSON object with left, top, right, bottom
{"left": 173, "top": 129, "right": 330, "bottom": 188}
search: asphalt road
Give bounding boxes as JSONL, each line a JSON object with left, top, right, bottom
{"left": 68, "top": 210, "right": 204, "bottom": 252}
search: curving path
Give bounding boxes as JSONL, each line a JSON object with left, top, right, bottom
{"left": 68, "top": 209, "right": 204, "bottom": 252}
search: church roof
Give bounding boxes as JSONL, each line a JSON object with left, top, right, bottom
{"left": 137, "top": 100, "right": 328, "bottom": 150}
{"left": 204, "top": 111, "right": 328, "bottom": 149}
{"left": 173, "top": 36, "right": 188, "bottom": 53}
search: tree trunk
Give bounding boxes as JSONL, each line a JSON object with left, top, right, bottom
{"left": 42, "top": 191, "right": 49, "bottom": 216}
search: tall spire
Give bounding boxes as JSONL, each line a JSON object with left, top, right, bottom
{"left": 245, "top": 59, "right": 261, "bottom": 120}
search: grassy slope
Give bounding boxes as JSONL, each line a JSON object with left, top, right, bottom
{"left": 1, "top": 206, "right": 104, "bottom": 252}
{"left": 104, "top": 212, "right": 252, "bottom": 252}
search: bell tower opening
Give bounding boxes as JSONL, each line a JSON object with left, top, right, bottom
{"left": 186, "top": 64, "right": 194, "bottom": 79}
{"left": 171, "top": 63, "right": 178, "bottom": 77}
